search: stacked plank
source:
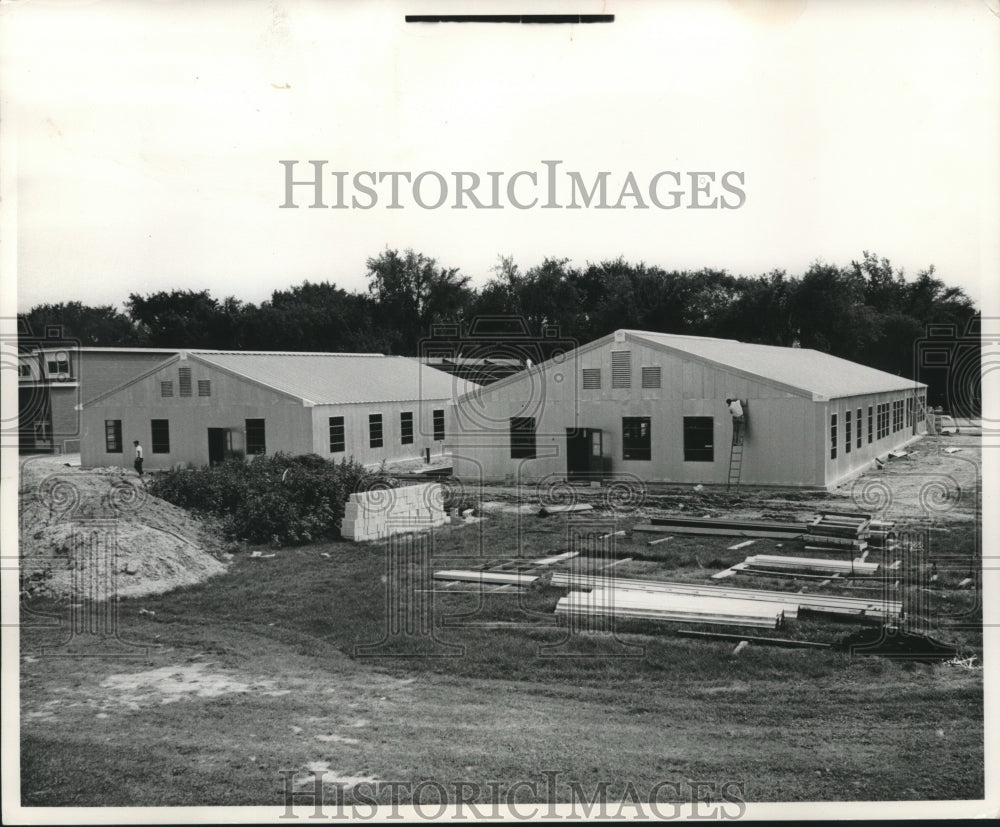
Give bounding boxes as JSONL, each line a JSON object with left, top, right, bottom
{"left": 341, "top": 482, "right": 447, "bottom": 541}
{"left": 635, "top": 515, "right": 805, "bottom": 540}
{"left": 551, "top": 572, "right": 901, "bottom": 621}
{"left": 433, "top": 569, "right": 538, "bottom": 586}
{"left": 803, "top": 512, "right": 870, "bottom": 551}
{"left": 555, "top": 588, "right": 786, "bottom": 629}
{"left": 719, "top": 554, "right": 879, "bottom": 579}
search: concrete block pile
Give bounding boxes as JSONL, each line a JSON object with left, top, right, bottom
{"left": 340, "top": 482, "right": 447, "bottom": 541}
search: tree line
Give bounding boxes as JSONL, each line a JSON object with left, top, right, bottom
{"left": 19, "top": 248, "right": 980, "bottom": 410}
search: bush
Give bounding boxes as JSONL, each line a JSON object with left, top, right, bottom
{"left": 149, "top": 453, "right": 394, "bottom": 547}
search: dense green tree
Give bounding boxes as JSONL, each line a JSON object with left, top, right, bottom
{"left": 18, "top": 301, "right": 139, "bottom": 347}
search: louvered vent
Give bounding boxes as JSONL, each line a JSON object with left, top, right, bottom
{"left": 179, "top": 367, "right": 192, "bottom": 397}
{"left": 641, "top": 366, "right": 661, "bottom": 388}
{"left": 611, "top": 351, "right": 631, "bottom": 388}
{"left": 582, "top": 368, "right": 601, "bottom": 389}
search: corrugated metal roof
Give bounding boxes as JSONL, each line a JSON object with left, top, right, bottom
{"left": 189, "top": 350, "right": 475, "bottom": 405}
{"left": 625, "top": 331, "right": 924, "bottom": 399}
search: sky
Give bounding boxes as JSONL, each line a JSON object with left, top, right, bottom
{"left": 2, "top": 0, "right": 998, "bottom": 314}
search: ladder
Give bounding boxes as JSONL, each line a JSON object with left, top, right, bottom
{"left": 727, "top": 427, "right": 745, "bottom": 490}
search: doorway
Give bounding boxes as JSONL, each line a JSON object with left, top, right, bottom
{"left": 566, "top": 428, "right": 603, "bottom": 481}
{"left": 207, "top": 428, "right": 230, "bottom": 466}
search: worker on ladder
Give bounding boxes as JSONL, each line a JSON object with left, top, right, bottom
{"left": 726, "top": 398, "right": 745, "bottom": 444}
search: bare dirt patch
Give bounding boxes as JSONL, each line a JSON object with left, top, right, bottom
{"left": 19, "top": 455, "right": 229, "bottom": 600}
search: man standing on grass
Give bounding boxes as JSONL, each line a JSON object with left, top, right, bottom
{"left": 133, "top": 440, "right": 144, "bottom": 478}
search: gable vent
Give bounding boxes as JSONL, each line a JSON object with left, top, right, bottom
{"left": 582, "top": 368, "right": 601, "bottom": 389}
{"left": 611, "top": 351, "right": 631, "bottom": 389}
{"left": 179, "top": 367, "right": 192, "bottom": 397}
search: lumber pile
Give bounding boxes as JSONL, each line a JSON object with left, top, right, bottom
{"left": 867, "top": 520, "right": 897, "bottom": 549}
{"left": 802, "top": 511, "right": 870, "bottom": 551}
{"left": 555, "top": 588, "right": 786, "bottom": 629}
{"left": 715, "top": 554, "right": 879, "bottom": 580}
{"left": 637, "top": 515, "right": 804, "bottom": 540}
{"left": 433, "top": 569, "right": 538, "bottom": 586}
{"left": 550, "top": 572, "right": 901, "bottom": 621}
{"left": 636, "top": 511, "right": 876, "bottom": 550}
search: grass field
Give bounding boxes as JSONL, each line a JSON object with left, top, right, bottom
{"left": 19, "top": 438, "right": 985, "bottom": 809}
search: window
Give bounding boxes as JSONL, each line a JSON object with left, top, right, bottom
{"left": 433, "top": 409, "right": 445, "bottom": 441}
{"left": 845, "top": 410, "right": 852, "bottom": 454}
{"left": 18, "top": 364, "right": 31, "bottom": 377}
{"left": 105, "top": 420, "right": 122, "bottom": 453}
{"left": 582, "top": 368, "right": 601, "bottom": 389}
{"left": 151, "top": 419, "right": 170, "bottom": 454}
{"left": 830, "top": 413, "right": 838, "bottom": 460}
{"left": 906, "top": 397, "right": 913, "bottom": 429}
{"left": 160, "top": 381, "right": 174, "bottom": 397}
{"left": 329, "top": 416, "right": 345, "bottom": 453}
{"left": 857, "top": 408, "right": 863, "bottom": 449}
{"left": 369, "top": 413, "right": 383, "bottom": 448}
{"left": 641, "top": 366, "right": 661, "bottom": 389}
{"left": 179, "top": 367, "right": 192, "bottom": 397}
{"left": 611, "top": 351, "right": 632, "bottom": 389}
{"left": 198, "top": 380, "right": 211, "bottom": 397}
{"left": 510, "top": 417, "right": 537, "bottom": 459}
{"left": 892, "top": 400, "right": 903, "bottom": 433}
{"left": 683, "top": 416, "right": 714, "bottom": 462}
{"left": 400, "top": 411, "right": 414, "bottom": 445}
{"left": 47, "top": 357, "right": 70, "bottom": 375}
{"left": 877, "top": 402, "right": 890, "bottom": 439}
{"left": 622, "top": 416, "right": 651, "bottom": 461}
{"left": 246, "top": 418, "right": 266, "bottom": 455}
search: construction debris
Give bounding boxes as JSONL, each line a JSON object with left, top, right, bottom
{"left": 555, "top": 589, "right": 787, "bottom": 629}
{"left": 538, "top": 503, "right": 594, "bottom": 517}
{"left": 433, "top": 569, "right": 538, "bottom": 586}
{"left": 715, "top": 554, "right": 880, "bottom": 580}
{"left": 550, "top": 572, "right": 901, "bottom": 621}
{"left": 674, "top": 629, "right": 831, "bottom": 649}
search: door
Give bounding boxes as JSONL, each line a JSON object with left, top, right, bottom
{"left": 566, "top": 428, "right": 603, "bottom": 481}
{"left": 207, "top": 428, "right": 228, "bottom": 466}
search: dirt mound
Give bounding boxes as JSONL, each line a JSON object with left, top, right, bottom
{"left": 19, "top": 456, "right": 229, "bottom": 600}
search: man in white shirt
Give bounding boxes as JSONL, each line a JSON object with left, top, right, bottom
{"left": 133, "top": 440, "right": 144, "bottom": 478}
{"left": 726, "top": 398, "right": 745, "bottom": 442}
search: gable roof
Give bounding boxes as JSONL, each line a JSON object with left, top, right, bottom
{"left": 467, "top": 330, "right": 924, "bottom": 401}
{"left": 624, "top": 331, "right": 924, "bottom": 399}
{"left": 82, "top": 350, "right": 477, "bottom": 408}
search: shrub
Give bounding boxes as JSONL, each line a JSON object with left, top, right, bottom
{"left": 149, "top": 453, "right": 394, "bottom": 547}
